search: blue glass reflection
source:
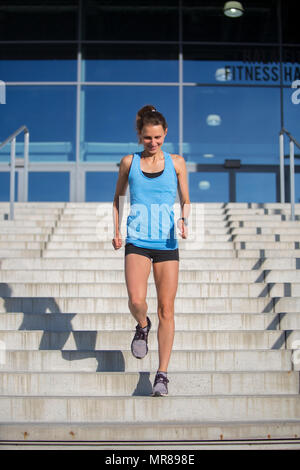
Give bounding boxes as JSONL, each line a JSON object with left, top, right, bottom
{"left": 81, "top": 86, "right": 179, "bottom": 162}
{"left": 236, "top": 172, "right": 277, "bottom": 202}
{"left": 283, "top": 86, "right": 300, "bottom": 166}
{"left": 0, "top": 172, "right": 18, "bottom": 201}
{"left": 183, "top": 86, "right": 280, "bottom": 164}
{"left": 0, "top": 60, "right": 77, "bottom": 82}
{"left": 84, "top": 59, "right": 178, "bottom": 83}
{"left": 283, "top": 87, "right": 300, "bottom": 143}
{"left": 189, "top": 172, "right": 229, "bottom": 202}
{"left": 0, "top": 86, "right": 76, "bottom": 162}
{"left": 86, "top": 172, "right": 118, "bottom": 201}
{"left": 28, "top": 172, "right": 70, "bottom": 201}
{"left": 295, "top": 172, "right": 300, "bottom": 203}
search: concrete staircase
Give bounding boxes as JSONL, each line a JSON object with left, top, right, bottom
{"left": 0, "top": 201, "right": 300, "bottom": 450}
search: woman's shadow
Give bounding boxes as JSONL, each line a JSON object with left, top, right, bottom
{"left": 0, "top": 282, "right": 125, "bottom": 372}
{"left": 0, "top": 283, "right": 152, "bottom": 394}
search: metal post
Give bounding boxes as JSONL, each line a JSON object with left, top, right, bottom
{"left": 279, "top": 132, "right": 285, "bottom": 203}
{"left": 289, "top": 139, "right": 295, "bottom": 221}
{"left": 75, "top": 49, "right": 82, "bottom": 202}
{"left": 9, "top": 137, "right": 16, "bottom": 220}
{"left": 179, "top": 53, "right": 183, "bottom": 158}
{"left": 24, "top": 131, "right": 29, "bottom": 202}
{"left": 75, "top": 0, "right": 83, "bottom": 202}
{"left": 178, "top": 0, "right": 183, "bottom": 158}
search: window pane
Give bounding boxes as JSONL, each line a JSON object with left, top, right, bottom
{"left": 283, "top": 86, "right": 300, "bottom": 153}
{"left": 236, "top": 172, "right": 276, "bottom": 202}
{"left": 189, "top": 171, "right": 229, "bottom": 202}
{"left": 28, "top": 172, "right": 70, "bottom": 201}
{"left": 183, "top": 86, "right": 280, "bottom": 165}
{"left": 0, "top": 1, "right": 78, "bottom": 41}
{"left": 86, "top": 172, "right": 119, "bottom": 201}
{"left": 283, "top": 169, "right": 300, "bottom": 204}
{"left": 182, "top": 0, "right": 278, "bottom": 43}
{"left": 0, "top": 172, "right": 18, "bottom": 202}
{"left": 184, "top": 45, "right": 280, "bottom": 85}
{"left": 282, "top": 2, "right": 300, "bottom": 44}
{"left": 83, "top": 44, "right": 178, "bottom": 82}
{"left": 282, "top": 48, "right": 300, "bottom": 87}
{"left": 83, "top": 0, "right": 179, "bottom": 41}
{"left": 0, "top": 44, "right": 77, "bottom": 82}
{"left": 81, "top": 85, "right": 179, "bottom": 162}
{"left": 296, "top": 172, "right": 300, "bottom": 204}
{"left": 0, "top": 86, "right": 76, "bottom": 162}
{"left": 283, "top": 86, "right": 300, "bottom": 177}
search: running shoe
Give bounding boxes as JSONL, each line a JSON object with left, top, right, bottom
{"left": 131, "top": 316, "right": 151, "bottom": 359}
{"left": 152, "top": 371, "right": 169, "bottom": 397}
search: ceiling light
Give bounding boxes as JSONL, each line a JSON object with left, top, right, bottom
{"left": 224, "top": 1, "right": 244, "bottom": 18}
{"left": 215, "top": 67, "right": 232, "bottom": 82}
{"left": 198, "top": 181, "right": 210, "bottom": 191}
{"left": 206, "top": 114, "right": 222, "bottom": 126}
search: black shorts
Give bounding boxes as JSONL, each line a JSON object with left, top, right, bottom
{"left": 125, "top": 243, "right": 179, "bottom": 263}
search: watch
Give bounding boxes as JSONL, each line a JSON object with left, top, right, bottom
{"left": 179, "top": 217, "right": 188, "bottom": 226}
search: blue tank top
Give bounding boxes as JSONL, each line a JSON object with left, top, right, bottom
{"left": 126, "top": 151, "right": 178, "bottom": 250}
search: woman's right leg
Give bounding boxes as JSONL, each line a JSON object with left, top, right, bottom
{"left": 125, "top": 253, "right": 152, "bottom": 328}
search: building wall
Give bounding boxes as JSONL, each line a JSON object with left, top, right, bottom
{"left": 0, "top": 0, "right": 299, "bottom": 202}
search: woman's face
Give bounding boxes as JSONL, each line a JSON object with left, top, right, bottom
{"left": 139, "top": 124, "right": 167, "bottom": 154}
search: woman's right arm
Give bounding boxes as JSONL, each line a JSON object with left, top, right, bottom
{"left": 112, "top": 155, "right": 131, "bottom": 250}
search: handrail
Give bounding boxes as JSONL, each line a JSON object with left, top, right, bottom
{"left": 0, "top": 125, "right": 29, "bottom": 220}
{"left": 279, "top": 128, "right": 298, "bottom": 221}
{"left": 0, "top": 125, "right": 29, "bottom": 150}
{"left": 280, "top": 128, "right": 300, "bottom": 151}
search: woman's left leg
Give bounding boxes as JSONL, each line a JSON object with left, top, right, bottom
{"left": 152, "top": 259, "right": 179, "bottom": 372}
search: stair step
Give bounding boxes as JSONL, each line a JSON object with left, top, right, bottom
{"left": 42, "top": 249, "right": 238, "bottom": 258}
{"left": 0, "top": 371, "right": 298, "bottom": 396}
{"left": 50, "top": 212, "right": 299, "bottom": 220}
{"left": 0, "top": 312, "right": 291, "bottom": 331}
{"left": 1, "top": 349, "right": 294, "bottom": 372}
{"left": 1, "top": 281, "right": 299, "bottom": 298}
{"left": 49, "top": 234, "right": 300, "bottom": 242}
{"left": 1, "top": 241, "right": 240, "bottom": 250}
{"left": 1, "top": 257, "right": 298, "bottom": 270}
{"left": 2, "top": 241, "right": 300, "bottom": 252}
{"left": 1, "top": 269, "right": 300, "bottom": 283}
{"left": 1, "top": 420, "right": 300, "bottom": 446}
{"left": 0, "top": 235, "right": 49, "bottom": 241}
{"left": 9, "top": 248, "right": 295, "bottom": 258}
{"left": 0, "top": 329, "right": 295, "bottom": 351}
{"left": 1, "top": 296, "right": 299, "bottom": 313}
{"left": 0, "top": 221, "right": 56, "bottom": 227}
{"left": 1, "top": 395, "right": 299, "bottom": 422}
{"left": 0, "top": 227, "right": 53, "bottom": 234}
{"left": 0, "top": 269, "right": 268, "bottom": 282}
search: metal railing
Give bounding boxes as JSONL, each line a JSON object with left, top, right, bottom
{"left": 279, "top": 128, "right": 300, "bottom": 221}
{"left": 0, "top": 125, "right": 29, "bottom": 220}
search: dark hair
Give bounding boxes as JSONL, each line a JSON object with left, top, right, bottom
{"left": 136, "top": 105, "right": 168, "bottom": 136}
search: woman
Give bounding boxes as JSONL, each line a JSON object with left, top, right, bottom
{"left": 112, "top": 105, "right": 190, "bottom": 396}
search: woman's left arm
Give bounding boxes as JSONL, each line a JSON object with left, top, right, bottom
{"left": 172, "top": 154, "right": 191, "bottom": 238}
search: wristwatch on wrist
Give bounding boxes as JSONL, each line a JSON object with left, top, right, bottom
{"left": 179, "top": 217, "right": 188, "bottom": 226}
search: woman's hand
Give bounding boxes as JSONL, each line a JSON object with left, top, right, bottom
{"left": 177, "top": 218, "right": 188, "bottom": 239}
{"left": 112, "top": 235, "right": 123, "bottom": 250}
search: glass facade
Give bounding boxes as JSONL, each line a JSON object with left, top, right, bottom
{"left": 0, "top": 0, "right": 299, "bottom": 202}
